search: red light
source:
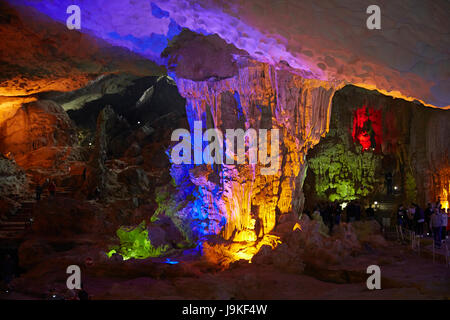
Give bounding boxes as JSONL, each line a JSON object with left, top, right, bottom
{"left": 352, "top": 105, "right": 382, "bottom": 152}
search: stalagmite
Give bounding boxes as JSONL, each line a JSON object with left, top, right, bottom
{"left": 173, "top": 59, "right": 342, "bottom": 254}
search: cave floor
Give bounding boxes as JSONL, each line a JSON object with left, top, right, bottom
{"left": 3, "top": 241, "right": 449, "bottom": 300}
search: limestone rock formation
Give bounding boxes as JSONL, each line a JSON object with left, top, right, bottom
{"left": 162, "top": 29, "right": 248, "bottom": 81}
{"left": 173, "top": 59, "right": 339, "bottom": 243}
{"left": 0, "top": 158, "right": 28, "bottom": 198}
{"left": 0, "top": 100, "right": 76, "bottom": 161}
{"left": 305, "top": 85, "right": 450, "bottom": 207}
{"left": 0, "top": 1, "right": 164, "bottom": 97}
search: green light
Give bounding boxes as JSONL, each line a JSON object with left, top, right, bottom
{"left": 107, "top": 221, "right": 169, "bottom": 260}
{"left": 307, "top": 128, "right": 382, "bottom": 202}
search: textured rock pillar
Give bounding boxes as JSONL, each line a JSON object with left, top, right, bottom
{"left": 174, "top": 60, "right": 340, "bottom": 241}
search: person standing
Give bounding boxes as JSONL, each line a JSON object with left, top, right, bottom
{"left": 446, "top": 208, "right": 450, "bottom": 240}
{"left": 48, "top": 180, "right": 56, "bottom": 198}
{"left": 397, "top": 204, "right": 405, "bottom": 227}
{"left": 414, "top": 204, "right": 425, "bottom": 237}
{"left": 365, "top": 204, "right": 375, "bottom": 220}
{"left": 35, "top": 183, "right": 43, "bottom": 201}
{"left": 430, "top": 208, "right": 442, "bottom": 249}
{"left": 441, "top": 207, "right": 448, "bottom": 242}
{"left": 424, "top": 203, "right": 433, "bottom": 236}
{"left": 407, "top": 205, "right": 415, "bottom": 231}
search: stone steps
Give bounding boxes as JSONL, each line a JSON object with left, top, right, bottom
{"left": 0, "top": 199, "right": 35, "bottom": 240}
{"left": 0, "top": 185, "right": 76, "bottom": 239}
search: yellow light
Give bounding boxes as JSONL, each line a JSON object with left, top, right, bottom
{"left": 442, "top": 201, "right": 449, "bottom": 210}
{"left": 293, "top": 222, "right": 302, "bottom": 231}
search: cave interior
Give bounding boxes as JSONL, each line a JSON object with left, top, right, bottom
{"left": 0, "top": 0, "right": 449, "bottom": 300}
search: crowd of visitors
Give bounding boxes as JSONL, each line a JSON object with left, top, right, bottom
{"left": 396, "top": 202, "right": 449, "bottom": 249}
{"left": 305, "top": 199, "right": 449, "bottom": 248}
{"left": 34, "top": 178, "right": 56, "bottom": 201}
{"left": 305, "top": 200, "right": 376, "bottom": 235}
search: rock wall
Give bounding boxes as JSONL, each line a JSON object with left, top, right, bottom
{"left": 0, "top": 100, "right": 77, "bottom": 167}
{"left": 305, "top": 85, "right": 450, "bottom": 208}
{"left": 172, "top": 59, "right": 340, "bottom": 244}
{"left": 0, "top": 157, "right": 28, "bottom": 198}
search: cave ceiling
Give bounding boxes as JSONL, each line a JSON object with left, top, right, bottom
{"left": 1, "top": 0, "right": 449, "bottom": 109}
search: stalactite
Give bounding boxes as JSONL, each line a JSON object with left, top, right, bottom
{"left": 172, "top": 59, "right": 341, "bottom": 250}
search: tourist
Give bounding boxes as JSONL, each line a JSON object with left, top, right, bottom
{"left": 414, "top": 204, "right": 424, "bottom": 237}
{"left": 48, "top": 180, "right": 56, "bottom": 198}
{"left": 35, "top": 183, "right": 43, "bottom": 201}
{"left": 446, "top": 208, "right": 450, "bottom": 240}
{"left": 365, "top": 204, "right": 375, "bottom": 220}
{"left": 397, "top": 204, "right": 406, "bottom": 228}
{"left": 424, "top": 203, "right": 433, "bottom": 236}
{"left": 430, "top": 208, "right": 442, "bottom": 248}
{"left": 441, "top": 207, "right": 448, "bottom": 242}
{"left": 334, "top": 201, "right": 342, "bottom": 225}
{"left": 407, "top": 205, "right": 415, "bottom": 230}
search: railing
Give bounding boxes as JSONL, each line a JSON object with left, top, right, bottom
{"left": 383, "top": 222, "right": 449, "bottom": 267}
{"left": 432, "top": 240, "right": 449, "bottom": 267}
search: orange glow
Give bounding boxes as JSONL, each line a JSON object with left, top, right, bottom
{"left": 230, "top": 234, "right": 282, "bottom": 262}
{"left": 0, "top": 96, "right": 37, "bottom": 123}
{"left": 0, "top": 76, "right": 93, "bottom": 97}
{"left": 353, "top": 83, "right": 450, "bottom": 110}
{"left": 440, "top": 187, "right": 449, "bottom": 210}
{"left": 203, "top": 234, "right": 281, "bottom": 267}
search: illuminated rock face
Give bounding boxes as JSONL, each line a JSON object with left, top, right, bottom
{"left": 0, "top": 1, "right": 164, "bottom": 97}
{"left": 305, "top": 85, "right": 450, "bottom": 207}
{"left": 3, "top": 0, "right": 449, "bottom": 108}
{"left": 424, "top": 113, "right": 450, "bottom": 209}
{"left": 174, "top": 60, "right": 340, "bottom": 243}
{"left": 0, "top": 100, "right": 77, "bottom": 168}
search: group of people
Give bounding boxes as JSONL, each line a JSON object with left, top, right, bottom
{"left": 396, "top": 202, "right": 449, "bottom": 248}
{"left": 34, "top": 179, "right": 56, "bottom": 201}
{"left": 305, "top": 200, "right": 375, "bottom": 235}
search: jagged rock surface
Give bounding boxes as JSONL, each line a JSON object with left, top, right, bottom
{"left": 305, "top": 85, "right": 450, "bottom": 207}
{"left": 171, "top": 58, "right": 340, "bottom": 245}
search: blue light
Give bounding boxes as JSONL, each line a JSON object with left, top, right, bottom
{"left": 233, "top": 91, "right": 244, "bottom": 119}
{"left": 164, "top": 258, "right": 179, "bottom": 264}
{"left": 151, "top": 3, "right": 170, "bottom": 19}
